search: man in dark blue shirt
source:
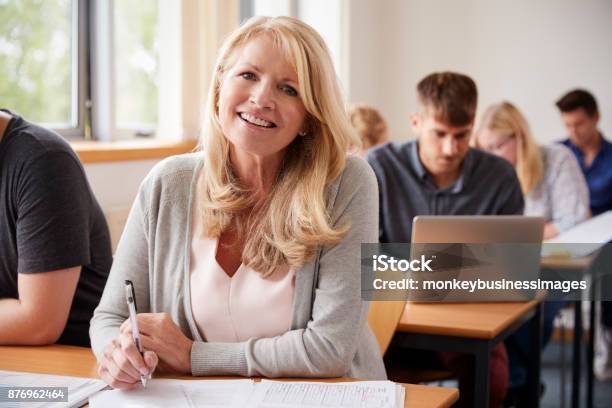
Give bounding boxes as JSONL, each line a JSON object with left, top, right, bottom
{"left": 557, "top": 89, "right": 612, "bottom": 217}
{"left": 366, "top": 72, "right": 524, "bottom": 408}
{"left": 556, "top": 89, "right": 612, "bottom": 381}
{"left": 366, "top": 78, "right": 524, "bottom": 244}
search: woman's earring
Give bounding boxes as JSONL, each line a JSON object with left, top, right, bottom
{"left": 301, "top": 132, "right": 314, "bottom": 156}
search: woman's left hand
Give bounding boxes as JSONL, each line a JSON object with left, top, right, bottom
{"left": 120, "top": 313, "right": 193, "bottom": 374}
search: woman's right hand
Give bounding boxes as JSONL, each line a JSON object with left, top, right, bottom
{"left": 97, "top": 330, "right": 158, "bottom": 389}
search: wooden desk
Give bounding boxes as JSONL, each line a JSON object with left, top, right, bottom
{"left": 541, "top": 254, "right": 595, "bottom": 271}
{"left": 0, "top": 345, "right": 459, "bottom": 408}
{"left": 541, "top": 253, "right": 598, "bottom": 408}
{"left": 393, "top": 301, "right": 542, "bottom": 408}
{"left": 398, "top": 301, "right": 539, "bottom": 339}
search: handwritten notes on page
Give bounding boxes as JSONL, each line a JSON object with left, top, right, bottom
{"left": 250, "top": 380, "right": 405, "bottom": 408}
{"left": 88, "top": 379, "right": 405, "bottom": 408}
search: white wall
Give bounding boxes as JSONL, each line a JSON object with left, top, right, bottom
{"left": 84, "top": 160, "right": 157, "bottom": 210}
{"left": 84, "top": 160, "right": 158, "bottom": 249}
{"left": 348, "top": 0, "right": 612, "bottom": 144}
{"left": 346, "top": 0, "right": 384, "bottom": 105}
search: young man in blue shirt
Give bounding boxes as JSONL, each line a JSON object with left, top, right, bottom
{"left": 556, "top": 89, "right": 612, "bottom": 380}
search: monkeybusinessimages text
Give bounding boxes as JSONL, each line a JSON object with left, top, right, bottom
{"left": 371, "top": 254, "right": 587, "bottom": 294}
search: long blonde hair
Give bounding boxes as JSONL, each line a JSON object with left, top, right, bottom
{"left": 474, "top": 101, "right": 544, "bottom": 195}
{"left": 199, "top": 16, "right": 359, "bottom": 276}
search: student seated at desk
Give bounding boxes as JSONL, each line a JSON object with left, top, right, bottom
{"left": 473, "top": 101, "right": 589, "bottom": 240}
{"left": 555, "top": 89, "right": 612, "bottom": 380}
{"left": 90, "top": 16, "right": 386, "bottom": 389}
{"left": 348, "top": 104, "right": 390, "bottom": 156}
{"left": 366, "top": 72, "right": 524, "bottom": 408}
{"left": 473, "top": 101, "right": 590, "bottom": 403}
{"left": 0, "top": 109, "right": 112, "bottom": 347}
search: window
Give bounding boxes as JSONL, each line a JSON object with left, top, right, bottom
{"left": 113, "top": 0, "right": 159, "bottom": 131}
{"left": 90, "top": 0, "right": 182, "bottom": 140}
{"left": 4, "top": 1, "right": 338, "bottom": 141}
{"left": 0, "top": 0, "right": 80, "bottom": 132}
{"left": 0, "top": 0, "right": 205, "bottom": 141}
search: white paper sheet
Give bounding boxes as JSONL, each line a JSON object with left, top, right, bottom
{"left": 543, "top": 210, "right": 612, "bottom": 258}
{"left": 0, "top": 370, "right": 107, "bottom": 408}
{"left": 88, "top": 379, "right": 405, "bottom": 408}
{"left": 88, "top": 379, "right": 255, "bottom": 408}
{"left": 248, "top": 380, "right": 405, "bottom": 408}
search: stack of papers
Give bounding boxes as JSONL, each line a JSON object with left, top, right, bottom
{"left": 0, "top": 370, "right": 107, "bottom": 408}
{"left": 89, "top": 378, "right": 406, "bottom": 408}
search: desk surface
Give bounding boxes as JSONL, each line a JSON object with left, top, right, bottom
{"left": 0, "top": 345, "right": 458, "bottom": 408}
{"left": 540, "top": 254, "right": 595, "bottom": 270}
{"left": 398, "top": 301, "right": 538, "bottom": 339}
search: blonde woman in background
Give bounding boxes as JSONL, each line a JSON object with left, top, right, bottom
{"left": 91, "top": 16, "right": 385, "bottom": 389}
{"left": 473, "top": 101, "right": 589, "bottom": 239}
{"left": 473, "top": 101, "right": 589, "bottom": 404}
{"left": 349, "top": 104, "right": 389, "bottom": 155}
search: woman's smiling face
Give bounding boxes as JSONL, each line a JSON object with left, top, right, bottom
{"left": 217, "top": 34, "right": 307, "bottom": 161}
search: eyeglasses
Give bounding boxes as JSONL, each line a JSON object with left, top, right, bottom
{"left": 482, "top": 134, "right": 515, "bottom": 153}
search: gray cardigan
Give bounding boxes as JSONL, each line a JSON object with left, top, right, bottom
{"left": 90, "top": 153, "right": 386, "bottom": 380}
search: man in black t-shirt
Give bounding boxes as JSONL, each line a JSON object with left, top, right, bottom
{"left": 0, "top": 109, "right": 112, "bottom": 347}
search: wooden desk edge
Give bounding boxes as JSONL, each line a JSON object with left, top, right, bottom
{"left": 0, "top": 345, "right": 459, "bottom": 408}
{"left": 398, "top": 300, "right": 539, "bottom": 339}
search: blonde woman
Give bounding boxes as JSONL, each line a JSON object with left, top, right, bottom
{"left": 473, "top": 101, "right": 589, "bottom": 401}
{"left": 473, "top": 101, "right": 589, "bottom": 239}
{"left": 348, "top": 104, "right": 389, "bottom": 155}
{"left": 90, "top": 16, "right": 385, "bottom": 388}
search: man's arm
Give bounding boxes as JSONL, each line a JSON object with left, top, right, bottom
{"left": 0, "top": 147, "right": 96, "bottom": 345}
{"left": 0, "top": 267, "right": 81, "bottom": 345}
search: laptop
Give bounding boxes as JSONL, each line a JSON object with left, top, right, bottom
{"left": 409, "top": 215, "right": 545, "bottom": 302}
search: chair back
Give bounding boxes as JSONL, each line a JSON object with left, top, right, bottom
{"left": 367, "top": 300, "right": 406, "bottom": 355}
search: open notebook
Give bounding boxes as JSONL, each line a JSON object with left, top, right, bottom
{"left": 0, "top": 370, "right": 107, "bottom": 408}
{"left": 89, "top": 378, "right": 406, "bottom": 408}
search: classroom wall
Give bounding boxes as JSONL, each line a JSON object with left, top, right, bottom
{"left": 348, "top": 0, "right": 612, "bottom": 144}
{"left": 83, "top": 160, "right": 158, "bottom": 250}
{"left": 345, "top": 0, "right": 384, "bottom": 105}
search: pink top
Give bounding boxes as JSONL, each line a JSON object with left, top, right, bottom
{"left": 189, "top": 235, "right": 295, "bottom": 343}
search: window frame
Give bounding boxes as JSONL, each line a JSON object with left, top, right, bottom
{"left": 17, "top": 0, "right": 88, "bottom": 140}
{"left": 58, "top": 0, "right": 90, "bottom": 140}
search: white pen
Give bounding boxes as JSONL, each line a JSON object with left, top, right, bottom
{"left": 124, "top": 280, "right": 151, "bottom": 387}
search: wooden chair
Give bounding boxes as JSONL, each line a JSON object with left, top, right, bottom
{"left": 368, "top": 300, "right": 454, "bottom": 384}
{"left": 368, "top": 300, "right": 407, "bottom": 355}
